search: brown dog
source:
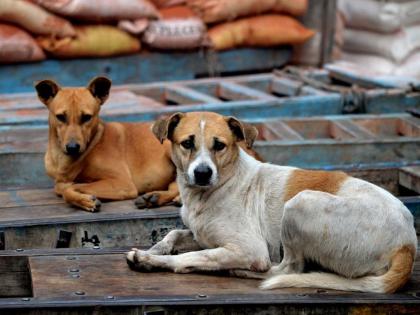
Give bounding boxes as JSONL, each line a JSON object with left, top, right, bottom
{"left": 36, "top": 77, "right": 260, "bottom": 212}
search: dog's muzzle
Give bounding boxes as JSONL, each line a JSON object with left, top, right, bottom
{"left": 193, "top": 163, "right": 213, "bottom": 186}
{"left": 65, "top": 141, "right": 81, "bottom": 156}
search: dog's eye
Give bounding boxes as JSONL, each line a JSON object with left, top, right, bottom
{"left": 81, "top": 114, "right": 92, "bottom": 123}
{"left": 213, "top": 140, "right": 226, "bottom": 151}
{"left": 181, "top": 139, "right": 194, "bottom": 150}
{"left": 56, "top": 114, "right": 66, "bottom": 123}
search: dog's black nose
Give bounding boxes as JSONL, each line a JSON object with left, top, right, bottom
{"left": 65, "top": 141, "right": 80, "bottom": 156}
{"left": 194, "top": 164, "right": 213, "bottom": 186}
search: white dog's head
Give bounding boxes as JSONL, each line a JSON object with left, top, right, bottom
{"left": 152, "top": 112, "right": 258, "bottom": 189}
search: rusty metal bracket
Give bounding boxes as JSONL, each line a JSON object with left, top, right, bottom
{"left": 81, "top": 231, "right": 100, "bottom": 247}
{"left": 56, "top": 230, "right": 72, "bottom": 248}
{"left": 0, "top": 231, "right": 4, "bottom": 250}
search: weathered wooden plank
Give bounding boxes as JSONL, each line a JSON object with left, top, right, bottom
{"left": 0, "top": 189, "right": 63, "bottom": 209}
{"left": 0, "top": 191, "right": 180, "bottom": 227}
{"left": 0, "top": 240, "right": 419, "bottom": 311}
{"left": 218, "top": 81, "right": 276, "bottom": 101}
{"left": 400, "top": 167, "right": 420, "bottom": 194}
{"left": 352, "top": 116, "right": 420, "bottom": 138}
{"left": 256, "top": 140, "right": 420, "bottom": 169}
{"left": 0, "top": 189, "right": 183, "bottom": 249}
{"left": 1, "top": 114, "right": 419, "bottom": 187}
{"left": 270, "top": 77, "right": 328, "bottom": 96}
{"left": 259, "top": 121, "right": 304, "bottom": 141}
{"left": 332, "top": 120, "right": 376, "bottom": 139}
{"left": 2, "top": 216, "right": 183, "bottom": 250}
{"left": 0, "top": 169, "right": 418, "bottom": 251}
{"left": 231, "top": 75, "right": 328, "bottom": 97}
{"left": 283, "top": 119, "right": 355, "bottom": 140}
{"left": 0, "top": 256, "right": 31, "bottom": 297}
{"left": 28, "top": 251, "right": 420, "bottom": 299}
{"left": 0, "top": 152, "right": 49, "bottom": 189}
{"left": 165, "top": 85, "right": 220, "bottom": 105}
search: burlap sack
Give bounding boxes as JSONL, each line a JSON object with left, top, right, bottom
{"left": 142, "top": 19, "right": 206, "bottom": 49}
{"left": 0, "top": 0, "right": 75, "bottom": 37}
{"left": 36, "top": 0, "right": 159, "bottom": 22}
{"left": 151, "top": 0, "right": 185, "bottom": 8}
{"left": 188, "top": 0, "right": 308, "bottom": 23}
{"left": 0, "top": 24, "right": 45, "bottom": 63}
{"left": 37, "top": 25, "right": 141, "bottom": 58}
{"left": 122, "top": 6, "right": 206, "bottom": 50}
{"left": 208, "top": 15, "right": 314, "bottom": 51}
{"left": 118, "top": 19, "right": 150, "bottom": 36}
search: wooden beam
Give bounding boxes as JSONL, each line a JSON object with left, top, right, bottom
{"left": 400, "top": 167, "right": 420, "bottom": 194}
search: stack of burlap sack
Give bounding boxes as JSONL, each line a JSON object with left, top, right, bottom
{"left": 180, "top": 0, "right": 314, "bottom": 50}
{"left": 121, "top": 0, "right": 314, "bottom": 50}
{"left": 334, "top": 0, "right": 420, "bottom": 79}
{"left": 0, "top": 0, "right": 315, "bottom": 64}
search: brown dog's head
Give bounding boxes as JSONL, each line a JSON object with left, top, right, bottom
{"left": 35, "top": 77, "right": 111, "bottom": 157}
{"left": 152, "top": 112, "right": 258, "bottom": 188}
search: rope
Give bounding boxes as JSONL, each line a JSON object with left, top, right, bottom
{"left": 274, "top": 66, "right": 368, "bottom": 114}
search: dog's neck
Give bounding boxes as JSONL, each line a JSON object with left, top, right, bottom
{"left": 46, "top": 120, "right": 105, "bottom": 182}
{"left": 178, "top": 148, "right": 261, "bottom": 214}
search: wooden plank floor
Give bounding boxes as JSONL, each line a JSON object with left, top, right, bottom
{"left": 28, "top": 250, "right": 420, "bottom": 301}
{"left": 0, "top": 188, "right": 179, "bottom": 228}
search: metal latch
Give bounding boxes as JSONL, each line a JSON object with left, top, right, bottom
{"left": 81, "top": 231, "right": 100, "bottom": 247}
{"left": 56, "top": 230, "right": 72, "bottom": 248}
{"left": 0, "top": 231, "right": 4, "bottom": 250}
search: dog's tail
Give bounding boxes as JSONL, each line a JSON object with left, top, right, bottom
{"left": 260, "top": 245, "right": 415, "bottom": 293}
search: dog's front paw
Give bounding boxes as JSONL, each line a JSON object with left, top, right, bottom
{"left": 126, "top": 249, "right": 158, "bottom": 272}
{"left": 172, "top": 195, "right": 182, "bottom": 207}
{"left": 79, "top": 195, "right": 101, "bottom": 212}
{"left": 135, "top": 193, "right": 160, "bottom": 209}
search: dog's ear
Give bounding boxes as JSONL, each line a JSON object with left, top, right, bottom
{"left": 152, "top": 112, "right": 185, "bottom": 144}
{"left": 35, "top": 80, "right": 60, "bottom": 106}
{"left": 226, "top": 116, "right": 258, "bottom": 148}
{"left": 87, "top": 76, "right": 111, "bottom": 105}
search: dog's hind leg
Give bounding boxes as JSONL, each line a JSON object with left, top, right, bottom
{"left": 135, "top": 181, "right": 180, "bottom": 209}
{"left": 144, "top": 229, "right": 202, "bottom": 255}
{"left": 229, "top": 265, "right": 282, "bottom": 279}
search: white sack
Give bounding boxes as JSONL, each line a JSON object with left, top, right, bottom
{"left": 338, "top": 0, "right": 420, "bottom": 33}
{"left": 343, "top": 25, "right": 420, "bottom": 63}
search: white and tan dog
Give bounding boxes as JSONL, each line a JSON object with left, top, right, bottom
{"left": 127, "top": 112, "right": 417, "bottom": 293}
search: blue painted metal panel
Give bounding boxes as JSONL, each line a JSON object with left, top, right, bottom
{"left": 0, "top": 48, "right": 292, "bottom": 94}
{"left": 1, "top": 71, "right": 419, "bottom": 127}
